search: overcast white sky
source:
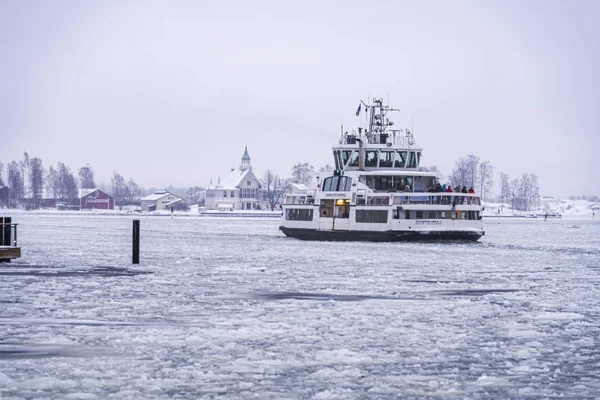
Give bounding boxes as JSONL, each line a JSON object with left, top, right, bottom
{"left": 1, "top": 0, "right": 598, "bottom": 197}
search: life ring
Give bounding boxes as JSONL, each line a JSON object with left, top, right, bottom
{"left": 382, "top": 197, "right": 389, "bottom": 205}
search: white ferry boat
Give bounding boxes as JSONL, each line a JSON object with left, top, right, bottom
{"left": 279, "top": 98, "right": 485, "bottom": 241}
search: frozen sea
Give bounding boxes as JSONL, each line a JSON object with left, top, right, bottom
{"left": 1, "top": 213, "right": 599, "bottom": 399}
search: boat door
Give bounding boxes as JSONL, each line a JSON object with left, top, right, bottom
{"left": 333, "top": 199, "right": 350, "bottom": 231}
{"left": 318, "top": 199, "right": 335, "bottom": 230}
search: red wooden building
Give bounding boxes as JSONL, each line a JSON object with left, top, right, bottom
{"left": 79, "top": 189, "right": 114, "bottom": 210}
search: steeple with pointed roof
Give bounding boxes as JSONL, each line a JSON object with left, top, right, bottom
{"left": 240, "top": 144, "right": 251, "bottom": 171}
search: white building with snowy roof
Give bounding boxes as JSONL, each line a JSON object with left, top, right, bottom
{"left": 205, "top": 146, "right": 264, "bottom": 210}
{"left": 140, "top": 191, "right": 183, "bottom": 212}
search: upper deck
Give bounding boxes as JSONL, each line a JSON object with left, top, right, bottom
{"left": 332, "top": 98, "right": 425, "bottom": 172}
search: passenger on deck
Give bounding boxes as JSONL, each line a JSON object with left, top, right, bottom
{"left": 441, "top": 183, "right": 447, "bottom": 192}
{"left": 404, "top": 185, "right": 411, "bottom": 192}
{"left": 435, "top": 183, "right": 442, "bottom": 192}
{"left": 468, "top": 187, "right": 475, "bottom": 194}
{"left": 445, "top": 186, "right": 453, "bottom": 193}
{"left": 461, "top": 186, "right": 467, "bottom": 193}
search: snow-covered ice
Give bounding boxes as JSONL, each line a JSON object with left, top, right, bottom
{"left": 0, "top": 213, "right": 599, "bottom": 399}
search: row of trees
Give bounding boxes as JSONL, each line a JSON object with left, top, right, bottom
{"left": 446, "top": 155, "right": 541, "bottom": 211}
{"left": 0, "top": 152, "right": 142, "bottom": 209}
{"left": 448, "top": 155, "right": 494, "bottom": 201}
{"left": 261, "top": 162, "right": 332, "bottom": 210}
{"left": 499, "top": 172, "right": 540, "bottom": 211}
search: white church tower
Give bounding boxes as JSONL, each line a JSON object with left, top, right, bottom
{"left": 240, "top": 144, "right": 251, "bottom": 171}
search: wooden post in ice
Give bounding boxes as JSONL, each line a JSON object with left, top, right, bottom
{"left": 132, "top": 219, "right": 140, "bottom": 264}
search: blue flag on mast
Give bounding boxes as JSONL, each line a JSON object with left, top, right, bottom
{"left": 355, "top": 103, "right": 361, "bottom": 116}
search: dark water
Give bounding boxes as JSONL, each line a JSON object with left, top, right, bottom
{"left": 0, "top": 213, "right": 599, "bottom": 399}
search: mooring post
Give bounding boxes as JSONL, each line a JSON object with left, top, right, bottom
{"left": 132, "top": 219, "right": 140, "bottom": 264}
{"left": 2, "top": 217, "right": 11, "bottom": 246}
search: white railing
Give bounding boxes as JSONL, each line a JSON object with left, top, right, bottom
{"left": 358, "top": 193, "right": 480, "bottom": 206}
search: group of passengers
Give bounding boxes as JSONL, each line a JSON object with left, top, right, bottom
{"left": 424, "top": 183, "right": 477, "bottom": 205}
{"left": 428, "top": 183, "right": 475, "bottom": 194}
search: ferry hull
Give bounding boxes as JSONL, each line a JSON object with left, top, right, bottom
{"left": 279, "top": 227, "right": 483, "bottom": 242}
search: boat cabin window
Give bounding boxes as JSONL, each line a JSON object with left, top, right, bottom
{"left": 407, "top": 152, "right": 417, "bottom": 168}
{"left": 364, "top": 176, "right": 413, "bottom": 192}
{"left": 322, "top": 176, "right": 353, "bottom": 191}
{"left": 286, "top": 208, "right": 314, "bottom": 221}
{"left": 416, "top": 152, "right": 421, "bottom": 167}
{"left": 356, "top": 210, "right": 388, "bottom": 223}
{"left": 366, "top": 151, "right": 378, "bottom": 167}
{"left": 379, "top": 151, "right": 394, "bottom": 168}
{"left": 394, "top": 151, "right": 406, "bottom": 168}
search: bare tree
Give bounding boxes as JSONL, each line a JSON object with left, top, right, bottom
{"left": 262, "top": 169, "right": 288, "bottom": 211}
{"left": 500, "top": 173, "right": 510, "bottom": 210}
{"left": 29, "top": 157, "right": 45, "bottom": 209}
{"left": 111, "top": 172, "right": 126, "bottom": 208}
{"left": 291, "top": 162, "right": 315, "bottom": 186}
{"left": 0, "top": 162, "right": 4, "bottom": 186}
{"left": 429, "top": 166, "right": 444, "bottom": 182}
{"left": 46, "top": 166, "right": 58, "bottom": 202}
{"left": 8, "top": 161, "right": 23, "bottom": 208}
{"left": 55, "top": 163, "right": 78, "bottom": 206}
{"left": 449, "top": 157, "right": 469, "bottom": 187}
{"left": 186, "top": 186, "right": 203, "bottom": 206}
{"left": 465, "top": 154, "right": 480, "bottom": 189}
{"left": 529, "top": 173, "right": 540, "bottom": 210}
{"left": 479, "top": 160, "right": 493, "bottom": 202}
{"left": 124, "top": 178, "right": 142, "bottom": 204}
{"left": 510, "top": 178, "right": 519, "bottom": 210}
{"left": 319, "top": 164, "right": 334, "bottom": 174}
{"left": 78, "top": 164, "right": 96, "bottom": 189}
{"left": 20, "top": 152, "right": 30, "bottom": 199}
{"left": 519, "top": 173, "right": 532, "bottom": 211}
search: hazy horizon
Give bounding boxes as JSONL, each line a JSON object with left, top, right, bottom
{"left": 1, "top": 0, "right": 598, "bottom": 198}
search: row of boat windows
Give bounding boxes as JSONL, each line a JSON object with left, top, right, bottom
{"left": 396, "top": 210, "right": 481, "bottom": 220}
{"left": 285, "top": 209, "right": 480, "bottom": 222}
{"left": 333, "top": 150, "right": 421, "bottom": 169}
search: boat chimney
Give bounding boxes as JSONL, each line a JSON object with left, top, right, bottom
{"left": 356, "top": 138, "right": 365, "bottom": 170}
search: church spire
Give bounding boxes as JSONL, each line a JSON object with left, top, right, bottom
{"left": 240, "top": 144, "right": 251, "bottom": 171}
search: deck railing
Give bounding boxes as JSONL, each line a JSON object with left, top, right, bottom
{"left": 284, "top": 191, "right": 481, "bottom": 207}
{"left": 0, "top": 221, "right": 18, "bottom": 247}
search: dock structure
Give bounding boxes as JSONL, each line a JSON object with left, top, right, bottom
{"left": 0, "top": 217, "right": 20, "bottom": 262}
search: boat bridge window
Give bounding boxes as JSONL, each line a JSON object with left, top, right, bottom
{"left": 379, "top": 151, "right": 394, "bottom": 168}
{"left": 407, "top": 152, "right": 417, "bottom": 168}
{"left": 416, "top": 152, "right": 421, "bottom": 167}
{"left": 286, "top": 209, "right": 314, "bottom": 221}
{"left": 356, "top": 210, "right": 388, "bottom": 223}
{"left": 322, "top": 176, "right": 353, "bottom": 191}
{"left": 342, "top": 150, "right": 351, "bottom": 167}
{"left": 333, "top": 151, "right": 342, "bottom": 170}
{"left": 343, "top": 150, "right": 359, "bottom": 167}
{"left": 366, "top": 151, "right": 378, "bottom": 167}
{"left": 394, "top": 151, "right": 406, "bottom": 168}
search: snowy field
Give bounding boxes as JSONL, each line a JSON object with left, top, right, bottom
{"left": 1, "top": 213, "right": 599, "bottom": 399}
